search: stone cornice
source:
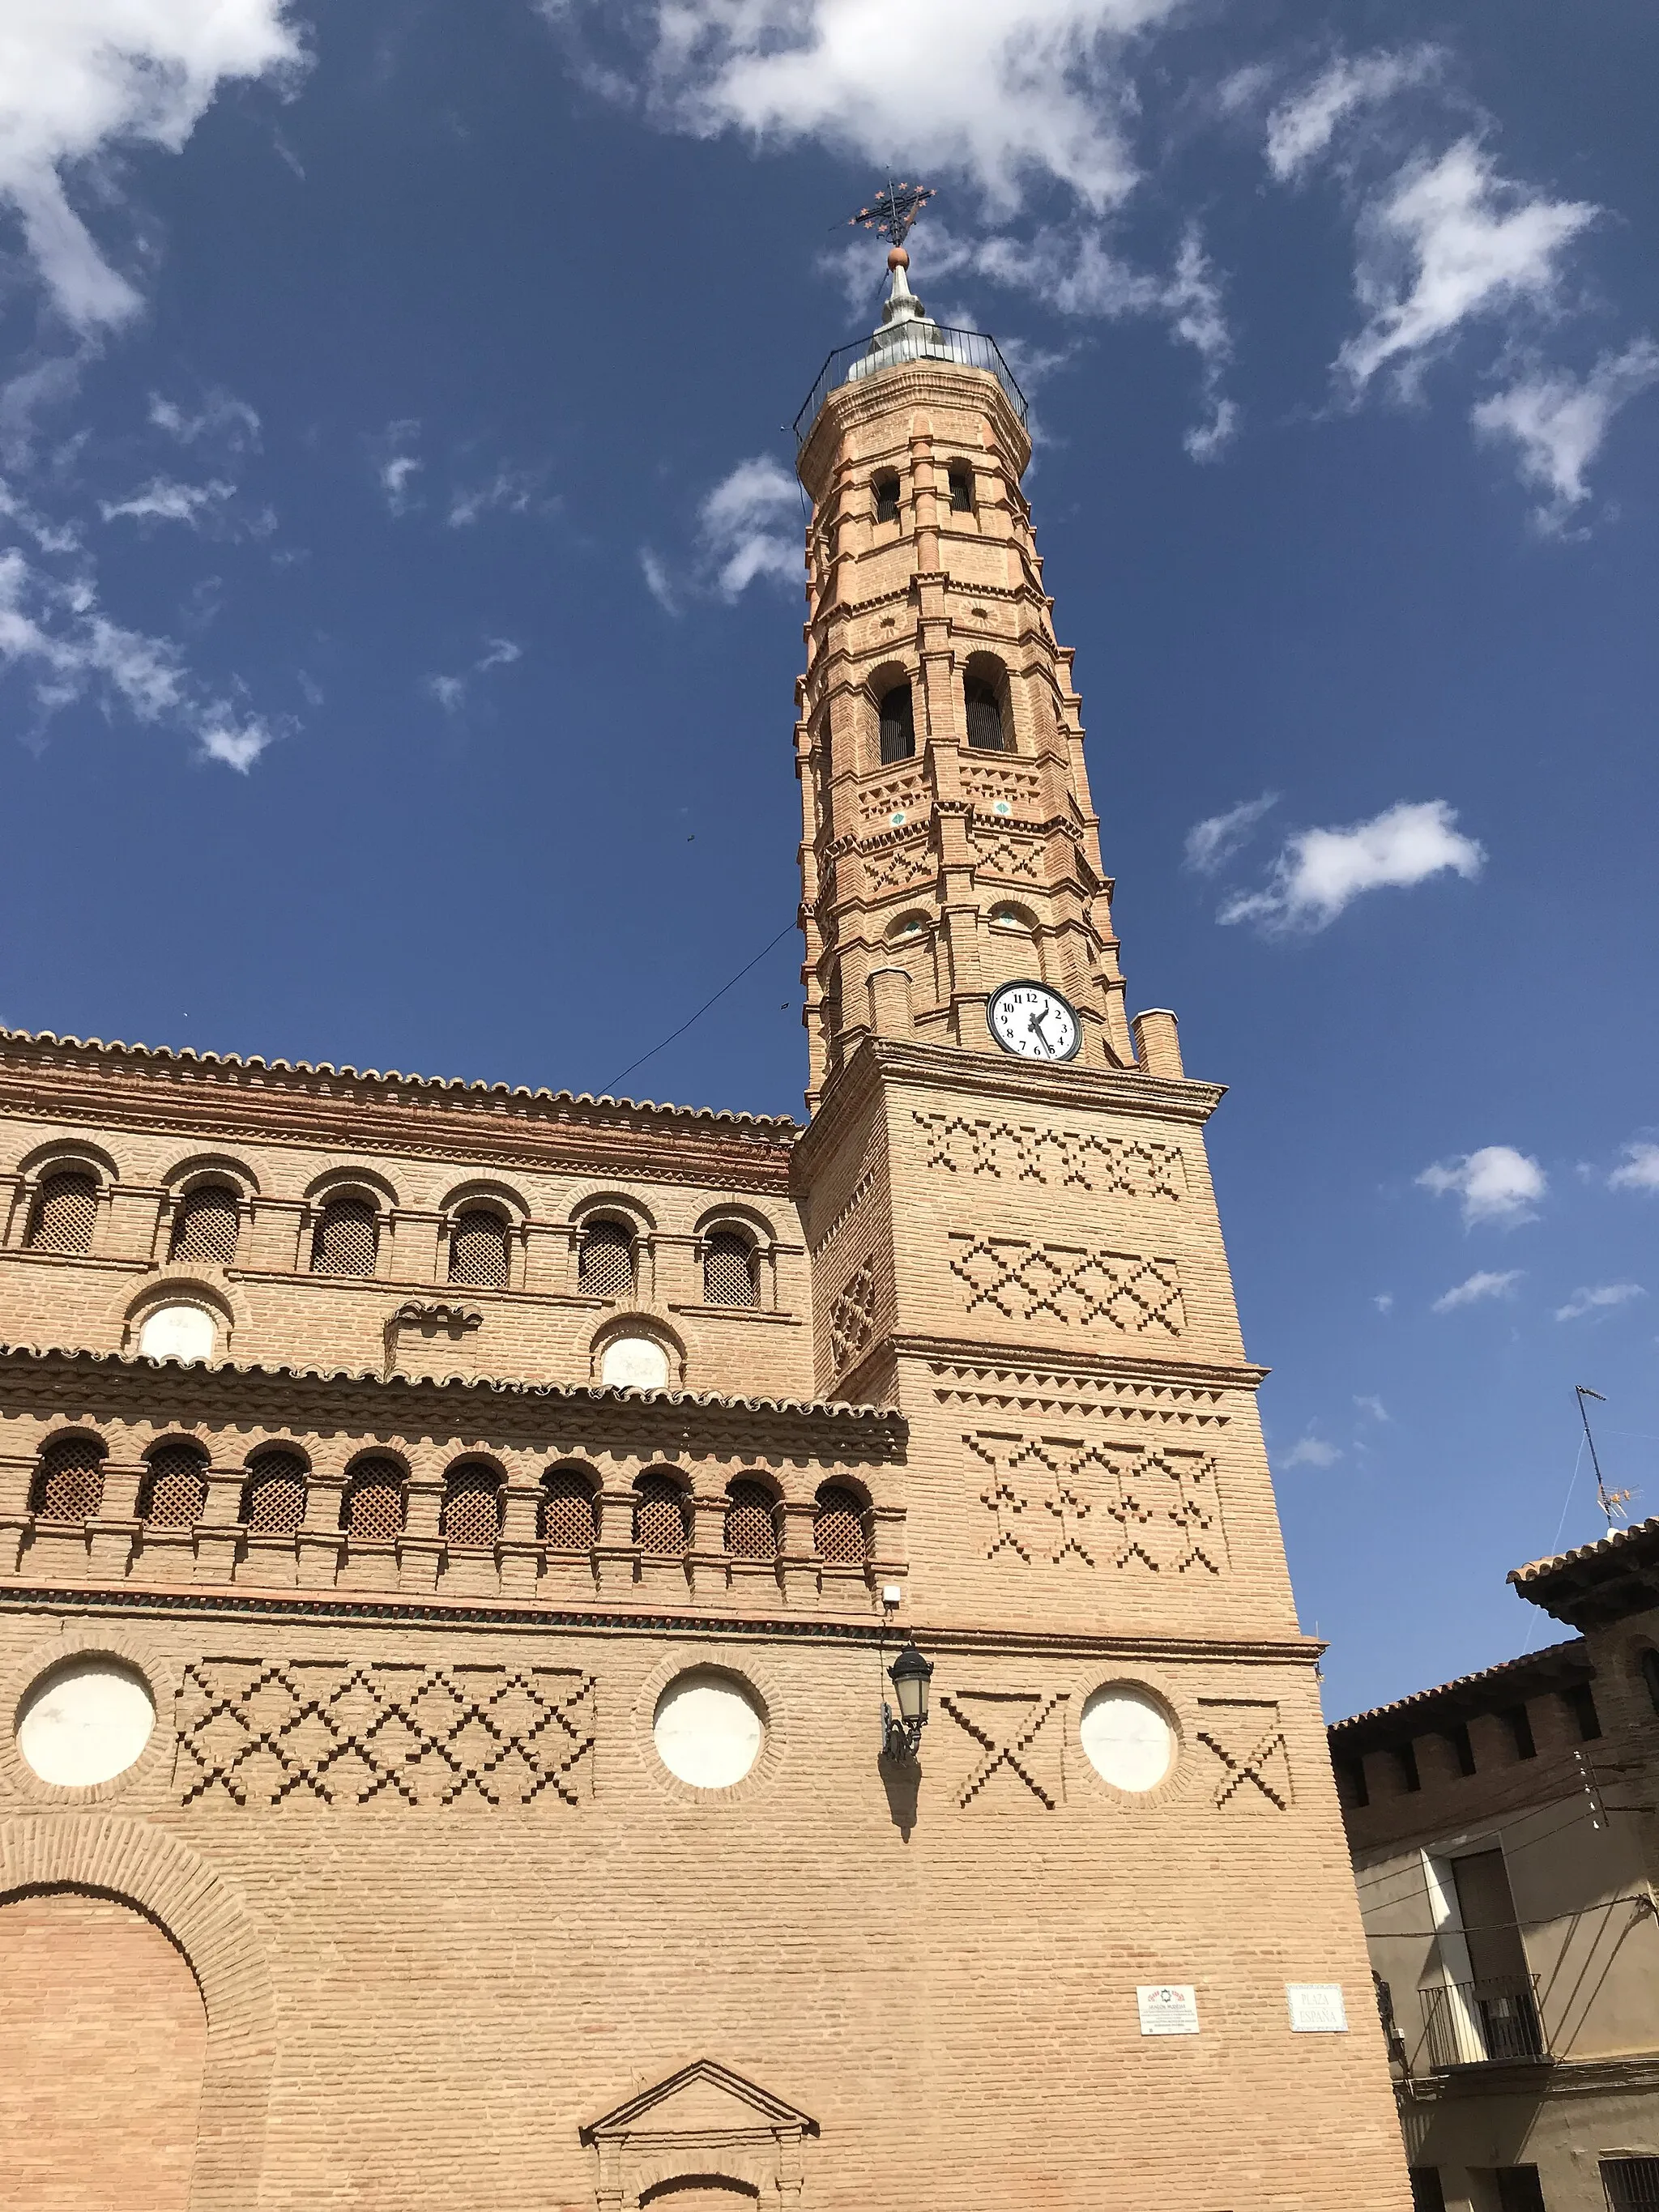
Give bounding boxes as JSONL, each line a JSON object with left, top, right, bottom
{"left": 832, "top": 1334, "right": 1266, "bottom": 1404}
{"left": 799, "top": 360, "right": 1031, "bottom": 492}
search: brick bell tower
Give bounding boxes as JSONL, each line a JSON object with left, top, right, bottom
{"left": 791, "top": 236, "right": 1413, "bottom": 2210}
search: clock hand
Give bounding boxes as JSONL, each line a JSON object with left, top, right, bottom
{"left": 1026, "top": 1011, "right": 1054, "bottom": 1058}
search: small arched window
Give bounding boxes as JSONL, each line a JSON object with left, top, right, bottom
{"left": 703, "top": 1230, "right": 757, "bottom": 1308}
{"left": 1641, "top": 1649, "right": 1659, "bottom": 1718}
{"left": 579, "top": 1217, "right": 635, "bottom": 1299}
{"left": 442, "top": 1461, "right": 503, "bottom": 1549}
{"left": 873, "top": 472, "right": 900, "bottom": 524}
{"left": 27, "top": 1170, "right": 99, "bottom": 1255}
{"left": 243, "top": 1451, "right": 307, "bottom": 1533}
{"left": 311, "top": 1196, "right": 379, "bottom": 1277}
{"left": 341, "top": 1459, "right": 406, "bottom": 1541}
{"left": 814, "top": 1483, "right": 869, "bottom": 1564}
{"left": 965, "top": 675, "right": 1006, "bottom": 752}
{"left": 541, "top": 1464, "right": 598, "bottom": 1549}
{"left": 989, "top": 904, "right": 1034, "bottom": 935}
{"left": 29, "top": 1435, "right": 106, "bottom": 1521}
{"left": 141, "top": 1443, "right": 208, "bottom": 1529}
{"left": 948, "top": 465, "right": 975, "bottom": 513}
{"left": 636, "top": 1471, "right": 689, "bottom": 1555}
{"left": 879, "top": 682, "right": 915, "bottom": 765}
{"left": 450, "top": 1208, "right": 510, "bottom": 1289}
{"left": 726, "top": 1478, "right": 778, "bottom": 1562}
{"left": 169, "top": 1183, "right": 241, "bottom": 1266}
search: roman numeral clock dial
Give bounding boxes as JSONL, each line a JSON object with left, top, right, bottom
{"left": 986, "top": 979, "right": 1082, "bottom": 1063}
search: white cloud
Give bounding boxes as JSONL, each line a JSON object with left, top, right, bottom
{"left": 0, "top": 1, "right": 303, "bottom": 326}
{"left": 1432, "top": 1268, "right": 1523, "bottom": 1314}
{"left": 1418, "top": 1144, "right": 1546, "bottom": 1227}
{"left": 148, "top": 389, "right": 262, "bottom": 452}
{"left": 422, "top": 637, "right": 522, "bottom": 718}
{"left": 446, "top": 467, "right": 557, "bottom": 528}
{"left": 639, "top": 546, "right": 679, "bottom": 616}
{"left": 697, "top": 454, "right": 800, "bottom": 602}
{"left": 1473, "top": 341, "right": 1659, "bottom": 531}
{"left": 1218, "top": 798, "right": 1484, "bottom": 933}
{"left": 1165, "top": 228, "right": 1237, "bottom": 459}
{"left": 1337, "top": 141, "right": 1597, "bottom": 398}
{"left": 1184, "top": 791, "right": 1278, "bottom": 875}
{"left": 0, "top": 543, "right": 279, "bottom": 769}
{"left": 1610, "top": 1142, "right": 1659, "bottom": 1195}
{"left": 1285, "top": 1434, "right": 1341, "bottom": 1469}
{"left": 1555, "top": 1282, "right": 1646, "bottom": 1323}
{"left": 1265, "top": 48, "right": 1444, "bottom": 182}
{"left": 372, "top": 421, "right": 424, "bottom": 516}
{"left": 100, "top": 477, "right": 237, "bottom": 528}
{"left": 1354, "top": 1394, "right": 1389, "bottom": 1422}
{"left": 1373, "top": 1293, "right": 1394, "bottom": 1314}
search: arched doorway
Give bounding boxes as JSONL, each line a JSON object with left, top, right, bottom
{"left": 0, "top": 1889, "right": 207, "bottom": 2210}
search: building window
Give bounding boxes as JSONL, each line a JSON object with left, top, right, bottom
{"left": 1409, "top": 2173, "right": 1448, "bottom": 2212}
{"left": 1564, "top": 1681, "right": 1602, "bottom": 1741}
{"left": 1448, "top": 1721, "right": 1477, "bottom": 1776}
{"left": 137, "top": 1302, "right": 215, "bottom": 1364}
{"left": 1494, "top": 2168, "right": 1545, "bottom": 2212}
{"left": 725, "top": 1478, "right": 778, "bottom": 1561}
{"left": 140, "top": 1443, "right": 208, "bottom": 1528}
{"left": 879, "top": 681, "right": 915, "bottom": 765}
{"left": 1503, "top": 1702, "right": 1537, "bottom": 1759}
{"left": 947, "top": 465, "right": 974, "bottom": 512}
{"left": 873, "top": 472, "right": 900, "bottom": 524}
{"left": 703, "top": 1230, "right": 757, "bottom": 1307}
{"left": 965, "top": 675, "right": 1006, "bottom": 751}
{"left": 1601, "top": 2158, "right": 1659, "bottom": 2211}
{"left": 541, "top": 1465, "right": 597, "bottom": 1549}
{"left": 243, "top": 1451, "right": 307, "bottom": 1533}
{"left": 450, "top": 1208, "right": 510, "bottom": 1289}
{"left": 311, "top": 1196, "right": 379, "bottom": 1277}
{"left": 442, "top": 1461, "right": 503, "bottom": 1549}
{"left": 813, "top": 1483, "right": 868, "bottom": 1565}
{"left": 635, "top": 1472, "right": 689, "bottom": 1555}
{"left": 341, "top": 1459, "right": 406, "bottom": 1541}
{"left": 29, "top": 1436, "right": 106, "bottom": 1521}
{"left": 579, "top": 1218, "right": 634, "bottom": 1300}
{"left": 1394, "top": 1741, "right": 1421, "bottom": 1793}
{"left": 169, "top": 1184, "right": 241, "bottom": 1266}
{"left": 1642, "top": 1649, "right": 1659, "bottom": 1717}
{"left": 1337, "top": 1755, "right": 1368, "bottom": 1809}
{"left": 26, "top": 1170, "right": 99, "bottom": 1255}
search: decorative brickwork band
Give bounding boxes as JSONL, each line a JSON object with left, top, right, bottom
{"left": 1196, "top": 1700, "right": 1293, "bottom": 1809}
{"left": 827, "top": 1259, "right": 878, "bottom": 1370}
{"left": 918, "top": 1111, "right": 1184, "bottom": 1196}
{"left": 949, "top": 1235, "right": 1185, "bottom": 1333}
{"left": 0, "top": 1813, "right": 275, "bottom": 2211}
{"left": 967, "top": 1432, "right": 1226, "bottom": 1573}
{"left": 177, "top": 1660, "right": 597, "bottom": 1808}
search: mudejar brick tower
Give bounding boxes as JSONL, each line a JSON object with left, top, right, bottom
{"left": 0, "top": 247, "right": 1410, "bottom": 2210}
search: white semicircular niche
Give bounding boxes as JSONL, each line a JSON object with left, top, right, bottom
{"left": 17, "top": 1657, "right": 156, "bottom": 1788}
{"left": 137, "top": 1302, "right": 216, "bottom": 1364}
{"left": 653, "top": 1669, "right": 765, "bottom": 1789}
{"left": 599, "top": 1335, "right": 670, "bottom": 1391}
{"left": 1079, "top": 1686, "right": 1176, "bottom": 1793}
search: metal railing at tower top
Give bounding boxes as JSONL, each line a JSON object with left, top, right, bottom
{"left": 793, "top": 326, "right": 1029, "bottom": 444}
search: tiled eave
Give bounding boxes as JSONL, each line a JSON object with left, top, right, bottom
{"left": 0, "top": 1343, "right": 906, "bottom": 1461}
{"left": 1328, "top": 1638, "right": 1591, "bottom": 1757}
{"left": 1508, "top": 1515, "right": 1659, "bottom": 1629}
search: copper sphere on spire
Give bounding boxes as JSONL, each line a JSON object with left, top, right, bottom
{"left": 887, "top": 245, "right": 909, "bottom": 271}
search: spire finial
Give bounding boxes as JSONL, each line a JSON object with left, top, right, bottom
{"left": 845, "top": 178, "right": 936, "bottom": 254}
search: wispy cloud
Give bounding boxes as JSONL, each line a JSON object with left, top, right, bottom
{"left": 1555, "top": 1282, "right": 1645, "bottom": 1323}
{"left": 1285, "top": 1433, "right": 1341, "bottom": 1468}
{"left": 1354, "top": 1394, "right": 1390, "bottom": 1423}
{"left": 1433, "top": 1268, "right": 1523, "bottom": 1313}
{"left": 1418, "top": 1144, "right": 1546, "bottom": 1227}
{"left": 372, "top": 420, "right": 424, "bottom": 516}
{"left": 148, "top": 389, "right": 262, "bottom": 453}
{"left": 1218, "top": 799, "right": 1484, "bottom": 933}
{"left": 422, "top": 637, "right": 522, "bottom": 718}
{"left": 1265, "top": 48, "right": 1445, "bottom": 182}
{"left": 646, "top": 454, "right": 802, "bottom": 612}
{"left": 1373, "top": 1293, "right": 1394, "bottom": 1315}
{"left": 1610, "top": 1142, "right": 1659, "bottom": 1195}
{"left": 1473, "top": 342, "right": 1659, "bottom": 531}
{"left": 446, "top": 466, "right": 558, "bottom": 528}
{"left": 99, "top": 476, "right": 275, "bottom": 539}
{"left": 1184, "top": 791, "right": 1277, "bottom": 875}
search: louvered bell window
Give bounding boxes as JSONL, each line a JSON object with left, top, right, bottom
{"left": 703, "top": 1230, "right": 757, "bottom": 1307}
{"left": 169, "top": 1184, "right": 241, "bottom": 1265}
{"left": 579, "top": 1219, "right": 634, "bottom": 1299}
{"left": 965, "top": 677, "right": 1006, "bottom": 751}
{"left": 879, "top": 681, "right": 915, "bottom": 765}
{"left": 443, "top": 1463, "right": 503, "bottom": 1549}
{"left": 141, "top": 1443, "right": 208, "bottom": 1528}
{"left": 28, "top": 1171, "right": 98, "bottom": 1255}
{"left": 341, "top": 1459, "right": 405, "bottom": 1540}
{"left": 635, "top": 1472, "right": 689, "bottom": 1554}
{"left": 450, "top": 1208, "right": 510, "bottom": 1289}
{"left": 30, "top": 1437, "right": 106, "bottom": 1520}
{"left": 243, "top": 1451, "right": 307, "bottom": 1533}
{"left": 814, "top": 1484, "right": 868, "bottom": 1564}
{"left": 948, "top": 466, "right": 974, "bottom": 512}
{"left": 541, "top": 1468, "right": 597, "bottom": 1549}
{"left": 311, "top": 1196, "right": 379, "bottom": 1276}
{"left": 725, "top": 1480, "right": 778, "bottom": 1561}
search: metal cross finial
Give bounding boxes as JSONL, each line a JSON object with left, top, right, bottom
{"left": 845, "top": 177, "right": 936, "bottom": 247}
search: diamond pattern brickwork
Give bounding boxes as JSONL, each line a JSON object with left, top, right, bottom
{"left": 949, "top": 1235, "right": 1184, "bottom": 1334}
{"left": 916, "top": 1111, "right": 1183, "bottom": 1198}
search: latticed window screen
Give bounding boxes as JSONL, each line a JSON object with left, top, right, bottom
{"left": 243, "top": 1451, "right": 307, "bottom": 1533}
{"left": 703, "top": 1230, "right": 757, "bottom": 1307}
{"left": 310, "top": 1196, "right": 379, "bottom": 1276}
{"left": 635, "top": 1472, "right": 689, "bottom": 1554}
{"left": 1603, "top": 2159, "right": 1659, "bottom": 2212}
{"left": 579, "top": 1219, "right": 634, "bottom": 1299}
{"left": 142, "top": 1443, "right": 208, "bottom": 1528}
{"left": 169, "top": 1184, "right": 241, "bottom": 1265}
{"left": 965, "top": 677, "right": 1006, "bottom": 751}
{"left": 541, "top": 1468, "right": 598, "bottom": 1549}
{"left": 725, "top": 1479, "right": 778, "bottom": 1561}
{"left": 30, "top": 1436, "right": 106, "bottom": 1520}
{"left": 28, "top": 1171, "right": 98, "bottom": 1255}
{"left": 814, "top": 1484, "right": 868, "bottom": 1564}
{"left": 341, "top": 1460, "right": 405, "bottom": 1541}
{"left": 449, "top": 1209, "right": 510, "bottom": 1289}
{"left": 443, "top": 1463, "right": 503, "bottom": 1549}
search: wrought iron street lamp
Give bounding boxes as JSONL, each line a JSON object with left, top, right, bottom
{"left": 882, "top": 1641, "right": 933, "bottom": 1759}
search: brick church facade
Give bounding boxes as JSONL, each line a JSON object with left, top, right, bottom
{"left": 0, "top": 251, "right": 1410, "bottom": 2210}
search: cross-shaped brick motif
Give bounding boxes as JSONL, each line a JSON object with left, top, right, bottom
{"left": 943, "top": 1690, "right": 1067, "bottom": 1809}
{"left": 968, "top": 1432, "right": 1225, "bottom": 1574}
{"left": 1198, "top": 1712, "right": 1292, "bottom": 1810}
{"left": 915, "top": 1111, "right": 1184, "bottom": 1197}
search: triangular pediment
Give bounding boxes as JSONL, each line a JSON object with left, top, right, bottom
{"left": 581, "top": 2059, "right": 818, "bottom": 2143}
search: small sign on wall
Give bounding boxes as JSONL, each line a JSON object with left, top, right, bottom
{"left": 1137, "top": 1984, "right": 1200, "bottom": 2036}
{"left": 1286, "top": 1984, "right": 1348, "bottom": 2032}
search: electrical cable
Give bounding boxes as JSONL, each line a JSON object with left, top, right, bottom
{"left": 600, "top": 920, "right": 798, "bottom": 1097}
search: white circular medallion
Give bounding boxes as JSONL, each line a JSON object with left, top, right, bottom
{"left": 1080, "top": 1686, "right": 1175, "bottom": 1793}
{"left": 653, "top": 1669, "right": 764, "bottom": 1789}
{"left": 17, "top": 1658, "right": 156, "bottom": 1788}
{"left": 137, "top": 1302, "right": 215, "bottom": 1363}
{"left": 599, "top": 1336, "right": 670, "bottom": 1391}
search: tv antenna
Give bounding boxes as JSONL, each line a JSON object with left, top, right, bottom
{"left": 1576, "top": 1386, "right": 1632, "bottom": 1528}
{"left": 843, "top": 177, "right": 936, "bottom": 249}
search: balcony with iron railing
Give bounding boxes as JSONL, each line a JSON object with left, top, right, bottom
{"left": 1422, "top": 1975, "right": 1550, "bottom": 2069}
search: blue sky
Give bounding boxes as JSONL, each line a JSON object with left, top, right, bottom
{"left": 2, "top": 1, "right": 1657, "bottom": 1719}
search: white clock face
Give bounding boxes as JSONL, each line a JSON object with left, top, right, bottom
{"left": 987, "top": 980, "right": 1081, "bottom": 1063}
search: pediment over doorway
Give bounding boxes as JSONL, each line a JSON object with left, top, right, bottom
{"left": 580, "top": 2059, "right": 818, "bottom": 2210}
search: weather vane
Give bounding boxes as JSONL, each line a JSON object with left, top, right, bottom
{"left": 845, "top": 178, "right": 936, "bottom": 249}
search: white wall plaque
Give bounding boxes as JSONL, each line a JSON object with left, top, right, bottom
{"left": 1137, "top": 1984, "right": 1200, "bottom": 2036}
{"left": 1286, "top": 1983, "right": 1348, "bottom": 2032}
